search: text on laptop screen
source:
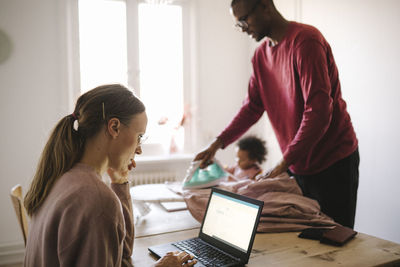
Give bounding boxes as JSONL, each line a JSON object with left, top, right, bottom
{"left": 201, "top": 192, "right": 260, "bottom": 252}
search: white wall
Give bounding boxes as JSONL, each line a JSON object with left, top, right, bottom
{"left": 0, "top": 0, "right": 399, "bottom": 263}
{"left": 0, "top": 0, "right": 71, "bottom": 262}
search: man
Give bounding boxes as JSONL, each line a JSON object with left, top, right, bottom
{"left": 194, "top": 0, "right": 359, "bottom": 228}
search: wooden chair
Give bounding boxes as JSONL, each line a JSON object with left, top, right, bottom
{"left": 10, "top": 184, "right": 29, "bottom": 246}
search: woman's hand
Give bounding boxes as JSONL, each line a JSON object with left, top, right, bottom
{"left": 107, "top": 159, "right": 135, "bottom": 184}
{"left": 154, "top": 251, "right": 197, "bottom": 267}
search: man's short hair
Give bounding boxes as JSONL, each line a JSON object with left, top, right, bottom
{"left": 231, "top": 0, "right": 273, "bottom": 7}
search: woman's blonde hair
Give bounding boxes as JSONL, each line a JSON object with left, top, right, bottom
{"left": 24, "top": 84, "right": 145, "bottom": 216}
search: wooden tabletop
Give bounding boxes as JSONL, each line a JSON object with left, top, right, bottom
{"left": 132, "top": 228, "right": 400, "bottom": 267}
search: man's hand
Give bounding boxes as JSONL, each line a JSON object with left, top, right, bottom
{"left": 154, "top": 251, "right": 197, "bottom": 267}
{"left": 262, "top": 158, "right": 289, "bottom": 179}
{"left": 194, "top": 138, "right": 223, "bottom": 168}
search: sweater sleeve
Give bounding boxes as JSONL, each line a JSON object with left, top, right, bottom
{"left": 283, "top": 39, "right": 333, "bottom": 165}
{"left": 111, "top": 183, "right": 134, "bottom": 267}
{"left": 218, "top": 74, "right": 265, "bottom": 148}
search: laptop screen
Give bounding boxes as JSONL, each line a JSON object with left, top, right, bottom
{"left": 201, "top": 191, "right": 261, "bottom": 253}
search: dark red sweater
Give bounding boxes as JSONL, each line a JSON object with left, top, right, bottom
{"left": 218, "top": 22, "right": 358, "bottom": 175}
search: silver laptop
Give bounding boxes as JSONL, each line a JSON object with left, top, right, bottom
{"left": 148, "top": 187, "right": 264, "bottom": 267}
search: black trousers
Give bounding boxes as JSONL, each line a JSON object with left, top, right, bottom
{"left": 291, "top": 148, "right": 360, "bottom": 228}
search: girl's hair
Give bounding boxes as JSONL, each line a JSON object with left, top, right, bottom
{"left": 24, "top": 84, "right": 145, "bottom": 216}
{"left": 238, "top": 135, "right": 267, "bottom": 164}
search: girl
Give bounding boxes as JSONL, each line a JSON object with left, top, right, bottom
{"left": 225, "top": 135, "right": 267, "bottom": 180}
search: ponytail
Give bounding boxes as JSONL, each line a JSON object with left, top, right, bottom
{"left": 24, "top": 115, "right": 83, "bottom": 216}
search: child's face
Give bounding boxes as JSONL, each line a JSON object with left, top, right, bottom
{"left": 235, "top": 148, "right": 256, "bottom": 170}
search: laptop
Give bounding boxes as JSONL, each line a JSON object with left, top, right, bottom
{"left": 148, "top": 187, "right": 264, "bottom": 266}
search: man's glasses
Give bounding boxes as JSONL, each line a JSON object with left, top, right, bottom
{"left": 234, "top": 0, "right": 261, "bottom": 31}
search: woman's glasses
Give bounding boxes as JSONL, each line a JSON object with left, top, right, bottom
{"left": 138, "top": 134, "right": 148, "bottom": 146}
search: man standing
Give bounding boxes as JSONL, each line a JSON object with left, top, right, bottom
{"left": 194, "top": 0, "right": 359, "bottom": 228}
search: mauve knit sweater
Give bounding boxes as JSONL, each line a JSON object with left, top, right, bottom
{"left": 24, "top": 163, "right": 134, "bottom": 267}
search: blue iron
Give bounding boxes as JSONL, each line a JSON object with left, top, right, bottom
{"left": 182, "top": 159, "right": 229, "bottom": 189}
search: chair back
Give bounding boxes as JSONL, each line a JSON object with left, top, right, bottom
{"left": 10, "top": 184, "right": 29, "bottom": 246}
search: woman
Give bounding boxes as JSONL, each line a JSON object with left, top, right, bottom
{"left": 24, "top": 84, "right": 196, "bottom": 267}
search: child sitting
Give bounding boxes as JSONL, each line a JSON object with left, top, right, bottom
{"left": 225, "top": 136, "right": 267, "bottom": 181}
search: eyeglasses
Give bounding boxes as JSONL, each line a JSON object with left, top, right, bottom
{"left": 234, "top": 0, "right": 261, "bottom": 31}
{"left": 138, "top": 134, "right": 148, "bottom": 146}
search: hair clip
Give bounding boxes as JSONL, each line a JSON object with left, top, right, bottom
{"left": 102, "top": 102, "right": 105, "bottom": 120}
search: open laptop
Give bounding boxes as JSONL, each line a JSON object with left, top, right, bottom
{"left": 148, "top": 187, "right": 264, "bottom": 266}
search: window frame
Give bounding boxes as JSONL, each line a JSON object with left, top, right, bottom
{"left": 68, "top": 0, "right": 198, "bottom": 155}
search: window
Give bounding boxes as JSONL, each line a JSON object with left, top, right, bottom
{"left": 77, "top": 0, "right": 193, "bottom": 155}
{"left": 78, "top": 0, "right": 128, "bottom": 91}
{"left": 138, "top": 3, "right": 184, "bottom": 151}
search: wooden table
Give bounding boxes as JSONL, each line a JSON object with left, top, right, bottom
{"left": 133, "top": 228, "right": 400, "bottom": 267}
{"left": 131, "top": 197, "right": 400, "bottom": 266}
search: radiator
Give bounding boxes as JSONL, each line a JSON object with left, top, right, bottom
{"left": 131, "top": 171, "right": 178, "bottom": 186}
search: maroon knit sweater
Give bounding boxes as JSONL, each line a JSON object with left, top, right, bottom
{"left": 219, "top": 22, "right": 358, "bottom": 175}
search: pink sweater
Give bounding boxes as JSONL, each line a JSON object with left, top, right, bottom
{"left": 218, "top": 22, "right": 358, "bottom": 175}
{"left": 24, "top": 163, "right": 134, "bottom": 267}
{"left": 225, "top": 164, "right": 261, "bottom": 180}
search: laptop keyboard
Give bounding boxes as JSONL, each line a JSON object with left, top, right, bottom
{"left": 173, "top": 238, "right": 239, "bottom": 266}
